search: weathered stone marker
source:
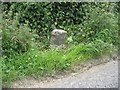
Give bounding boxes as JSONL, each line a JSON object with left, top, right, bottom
{"left": 50, "top": 29, "right": 67, "bottom": 48}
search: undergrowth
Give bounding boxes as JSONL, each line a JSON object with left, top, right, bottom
{"left": 2, "top": 2, "right": 118, "bottom": 87}
{"left": 2, "top": 40, "right": 117, "bottom": 86}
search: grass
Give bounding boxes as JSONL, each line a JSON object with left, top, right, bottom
{"left": 2, "top": 40, "right": 117, "bottom": 86}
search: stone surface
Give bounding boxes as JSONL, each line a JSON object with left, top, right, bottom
{"left": 50, "top": 29, "right": 67, "bottom": 48}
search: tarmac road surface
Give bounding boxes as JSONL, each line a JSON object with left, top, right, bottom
{"left": 41, "top": 60, "right": 118, "bottom": 88}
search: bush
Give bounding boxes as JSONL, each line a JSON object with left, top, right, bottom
{"left": 3, "top": 2, "right": 117, "bottom": 47}
{"left": 65, "top": 4, "right": 118, "bottom": 45}
{"left": 2, "top": 17, "right": 33, "bottom": 58}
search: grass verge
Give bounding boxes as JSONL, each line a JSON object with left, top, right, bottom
{"left": 2, "top": 40, "right": 117, "bottom": 87}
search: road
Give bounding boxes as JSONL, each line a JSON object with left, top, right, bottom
{"left": 40, "top": 60, "right": 118, "bottom": 88}
{"left": 12, "top": 60, "right": 118, "bottom": 88}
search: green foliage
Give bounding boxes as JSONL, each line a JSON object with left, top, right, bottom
{"left": 2, "top": 17, "right": 33, "bottom": 58}
{"left": 2, "top": 40, "right": 117, "bottom": 86}
{"left": 1, "top": 2, "right": 95, "bottom": 47}
{"left": 2, "top": 2, "right": 118, "bottom": 47}
{"left": 65, "top": 4, "right": 118, "bottom": 45}
{"left": 2, "top": 2, "right": 119, "bottom": 87}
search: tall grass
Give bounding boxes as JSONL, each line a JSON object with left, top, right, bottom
{"left": 2, "top": 40, "right": 117, "bottom": 86}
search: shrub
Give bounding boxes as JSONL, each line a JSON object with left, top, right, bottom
{"left": 65, "top": 4, "right": 118, "bottom": 45}
{"left": 2, "top": 17, "right": 33, "bottom": 58}
{"left": 3, "top": 2, "right": 117, "bottom": 47}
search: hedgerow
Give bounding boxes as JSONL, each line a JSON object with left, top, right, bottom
{"left": 1, "top": 2, "right": 119, "bottom": 87}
